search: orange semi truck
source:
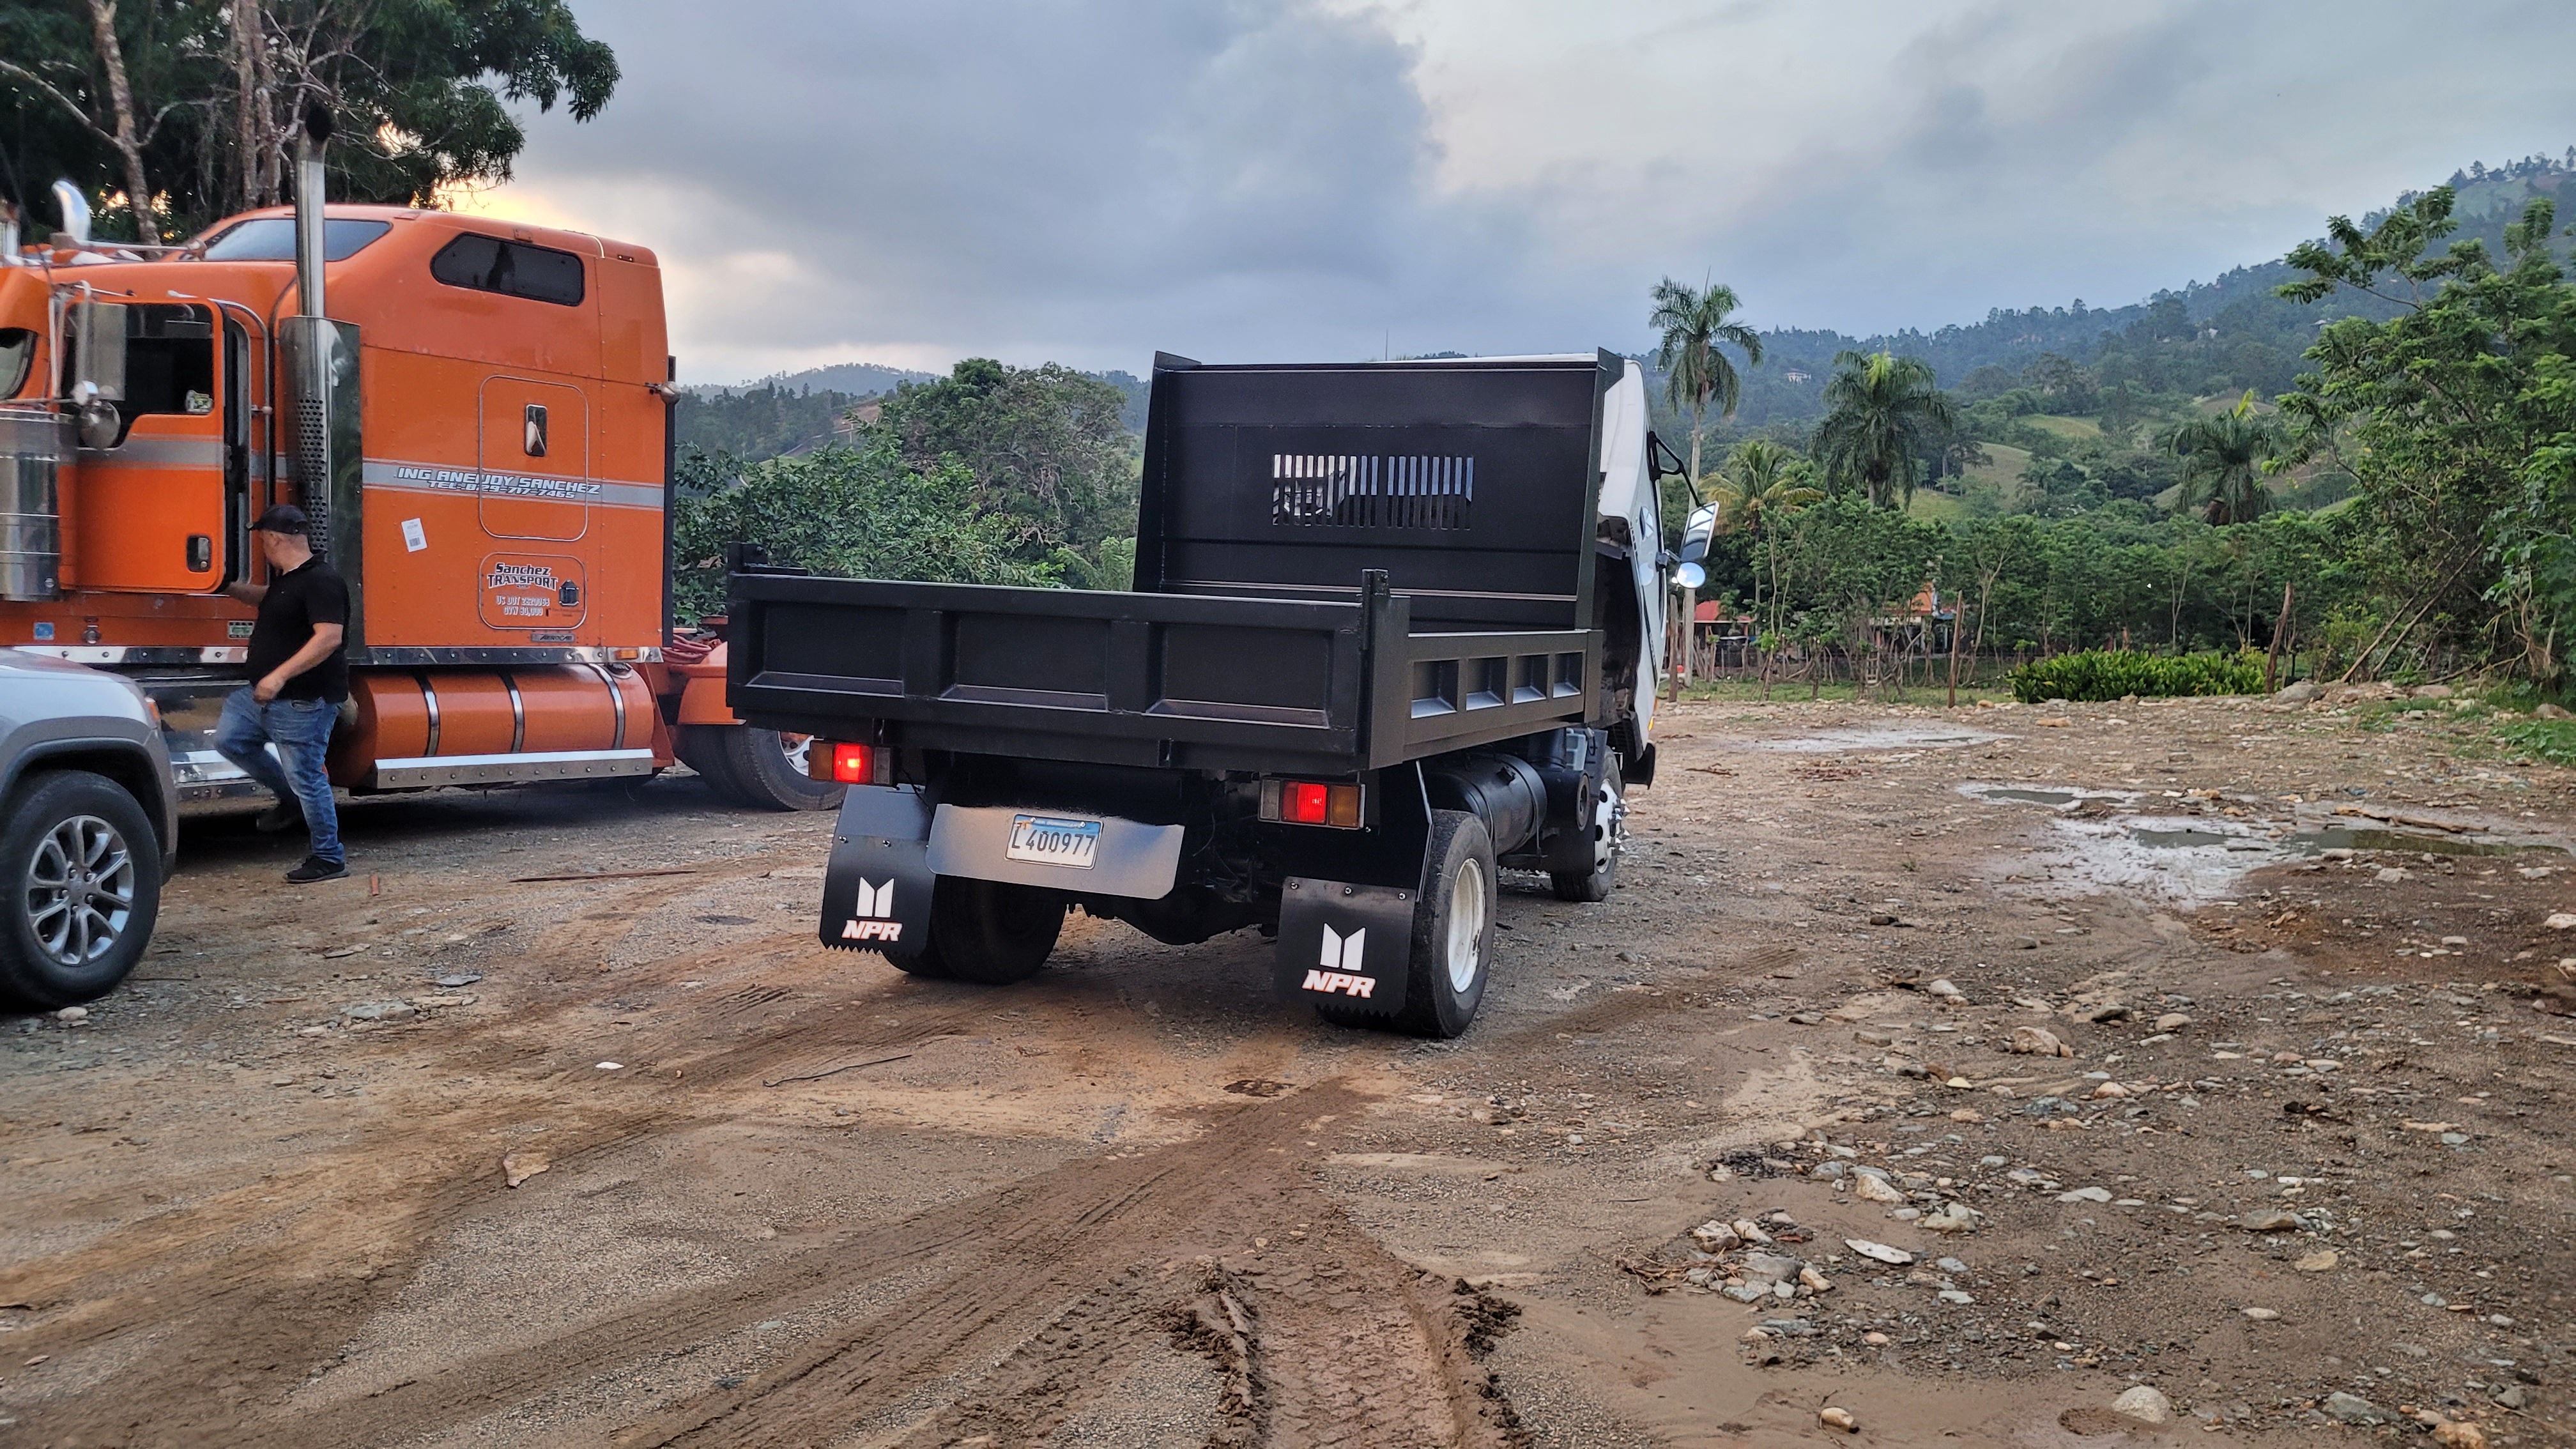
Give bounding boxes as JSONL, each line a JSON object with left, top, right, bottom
{"left": 0, "top": 119, "right": 836, "bottom": 813}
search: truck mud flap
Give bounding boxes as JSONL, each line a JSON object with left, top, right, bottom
{"left": 822, "top": 785, "right": 937, "bottom": 960}
{"left": 1276, "top": 877, "right": 1415, "bottom": 1018}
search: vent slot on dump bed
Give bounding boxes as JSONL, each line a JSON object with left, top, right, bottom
{"left": 1271, "top": 454, "right": 1471, "bottom": 530}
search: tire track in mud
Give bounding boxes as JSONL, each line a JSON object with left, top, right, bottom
{"left": 209, "top": 1082, "right": 1524, "bottom": 1449}
{"left": 2, "top": 857, "right": 978, "bottom": 1447}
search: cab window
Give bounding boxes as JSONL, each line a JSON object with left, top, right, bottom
{"left": 0, "top": 328, "right": 33, "bottom": 398}
{"left": 61, "top": 304, "right": 215, "bottom": 446}
{"left": 201, "top": 217, "right": 392, "bottom": 261}
{"left": 429, "top": 233, "right": 586, "bottom": 307}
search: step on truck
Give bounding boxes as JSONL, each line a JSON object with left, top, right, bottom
{"left": 726, "top": 351, "right": 1681, "bottom": 1035}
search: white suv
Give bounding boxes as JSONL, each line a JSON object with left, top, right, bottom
{"left": 0, "top": 649, "right": 177, "bottom": 1008}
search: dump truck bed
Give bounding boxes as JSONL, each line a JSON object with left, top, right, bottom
{"left": 727, "top": 352, "right": 1626, "bottom": 776}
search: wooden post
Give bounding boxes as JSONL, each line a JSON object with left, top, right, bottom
{"left": 1947, "top": 603, "right": 1964, "bottom": 707}
{"left": 2265, "top": 583, "right": 2293, "bottom": 692}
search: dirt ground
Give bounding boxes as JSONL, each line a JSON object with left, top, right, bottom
{"left": 6, "top": 694, "right": 2576, "bottom": 1448}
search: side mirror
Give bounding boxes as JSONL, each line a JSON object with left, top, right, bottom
{"left": 1674, "top": 561, "right": 1706, "bottom": 590}
{"left": 1678, "top": 501, "right": 1717, "bottom": 565}
{"left": 72, "top": 298, "right": 127, "bottom": 402}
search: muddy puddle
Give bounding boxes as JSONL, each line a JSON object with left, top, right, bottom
{"left": 1960, "top": 781, "right": 2570, "bottom": 902}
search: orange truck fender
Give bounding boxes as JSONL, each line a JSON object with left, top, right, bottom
{"left": 674, "top": 640, "right": 739, "bottom": 725}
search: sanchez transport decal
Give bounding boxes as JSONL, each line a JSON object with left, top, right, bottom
{"left": 477, "top": 553, "right": 586, "bottom": 631}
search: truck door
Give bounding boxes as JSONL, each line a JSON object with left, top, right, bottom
{"left": 478, "top": 376, "right": 588, "bottom": 541}
{"left": 67, "top": 303, "right": 231, "bottom": 592}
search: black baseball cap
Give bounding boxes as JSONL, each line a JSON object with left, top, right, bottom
{"left": 250, "top": 503, "right": 310, "bottom": 535}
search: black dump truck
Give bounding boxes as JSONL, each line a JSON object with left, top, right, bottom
{"left": 725, "top": 351, "right": 1679, "bottom": 1036}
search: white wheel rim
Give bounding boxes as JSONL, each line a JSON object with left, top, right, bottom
{"left": 1446, "top": 856, "right": 1487, "bottom": 993}
{"left": 779, "top": 733, "right": 813, "bottom": 772}
{"left": 24, "top": 813, "right": 135, "bottom": 967}
{"left": 1591, "top": 779, "right": 1624, "bottom": 873}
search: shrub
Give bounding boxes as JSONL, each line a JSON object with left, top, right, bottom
{"left": 2006, "top": 648, "right": 2266, "bottom": 703}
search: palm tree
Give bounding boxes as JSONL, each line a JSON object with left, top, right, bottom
{"left": 1649, "top": 277, "right": 1764, "bottom": 487}
{"left": 2170, "top": 391, "right": 2280, "bottom": 525}
{"left": 1710, "top": 440, "right": 1823, "bottom": 631}
{"left": 1709, "top": 440, "right": 1822, "bottom": 696}
{"left": 1650, "top": 278, "right": 1761, "bottom": 691}
{"left": 1811, "top": 350, "right": 1959, "bottom": 509}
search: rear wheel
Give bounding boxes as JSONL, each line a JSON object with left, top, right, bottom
{"left": 1, "top": 771, "right": 162, "bottom": 1009}
{"left": 925, "top": 876, "right": 1064, "bottom": 985}
{"left": 885, "top": 940, "right": 952, "bottom": 979}
{"left": 1549, "top": 758, "right": 1625, "bottom": 903}
{"left": 681, "top": 724, "right": 845, "bottom": 812}
{"left": 1321, "top": 809, "right": 1494, "bottom": 1038}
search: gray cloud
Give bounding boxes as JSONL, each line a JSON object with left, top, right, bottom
{"left": 509, "top": 0, "right": 2576, "bottom": 379}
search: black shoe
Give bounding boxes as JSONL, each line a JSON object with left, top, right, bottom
{"left": 284, "top": 855, "right": 349, "bottom": 884}
{"left": 255, "top": 802, "right": 306, "bottom": 834}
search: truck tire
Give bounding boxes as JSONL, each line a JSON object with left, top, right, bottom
{"left": 926, "top": 876, "right": 1064, "bottom": 984}
{"left": 885, "top": 940, "right": 952, "bottom": 980}
{"left": 1324, "top": 809, "right": 1494, "bottom": 1038}
{"left": 1549, "top": 758, "right": 1625, "bottom": 902}
{"left": 0, "top": 770, "right": 162, "bottom": 1009}
{"left": 685, "top": 724, "right": 846, "bottom": 812}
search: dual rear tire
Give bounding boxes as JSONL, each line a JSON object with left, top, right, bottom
{"left": 677, "top": 724, "right": 845, "bottom": 812}
{"left": 887, "top": 877, "right": 1066, "bottom": 985}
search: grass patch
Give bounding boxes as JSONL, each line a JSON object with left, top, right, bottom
{"left": 2024, "top": 415, "right": 2103, "bottom": 441}
{"left": 1907, "top": 490, "right": 1969, "bottom": 522}
{"left": 1958, "top": 443, "right": 2031, "bottom": 494}
{"left": 2494, "top": 717, "right": 2576, "bottom": 766}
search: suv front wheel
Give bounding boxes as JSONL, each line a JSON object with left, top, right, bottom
{"left": 0, "top": 770, "right": 162, "bottom": 1009}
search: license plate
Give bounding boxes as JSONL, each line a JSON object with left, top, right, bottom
{"left": 1006, "top": 814, "right": 1101, "bottom": 869}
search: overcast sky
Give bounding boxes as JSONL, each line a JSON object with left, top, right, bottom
{"left": 463, "top": 0, "right": 2576, "bottom": 384}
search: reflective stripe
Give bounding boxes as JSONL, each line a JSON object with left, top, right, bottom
{"left": 77, "top": 436, "right": 227, "bottom": 468}
{"left": 360, "top": 457, "right": 663, "bottom": 511}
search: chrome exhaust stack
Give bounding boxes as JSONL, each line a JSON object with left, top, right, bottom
{"left": 277, "top": 103, "right": 361, "bottom": 592}
{"left": 294, "top": 108, "right": 329, "bottom": 322}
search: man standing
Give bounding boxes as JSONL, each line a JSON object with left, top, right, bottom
{"left": 213, "top": 504, "right": 351, "bottom": 883}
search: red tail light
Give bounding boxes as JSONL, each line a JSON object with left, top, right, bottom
{"left": 1260, "top": 778, "right": 1363, "bottom": 829}
{"left": 816, "top": 740, "right": 879, "bottom": 784}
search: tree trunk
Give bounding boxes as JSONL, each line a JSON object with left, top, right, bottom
{"left": 2264, "top": 583, "right": 2292, "bottom": 692}
{"left": 86, "top": 0, "right": 158, "bottom": 245}
{"left": 1947, "top": 601, "right": 1963, "bottom": 707}
{"left": 231, "top": 0, "right": 263, "bottom": 211}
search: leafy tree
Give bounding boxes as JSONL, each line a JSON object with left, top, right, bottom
{"left": 669, "top": 437, "right": 1057, "bottom": 622}
{"left": 1648, "top": 277, "right": 1763, "bottom": 485}
{"left": 2168, "top": 392, "right": 2281, "bottom": 524}
{"left": 869, "top": 358, "right": 1139, "bottom": 588}
{"left": 1, "top": 0, "right": 617, "bottom": 239}
{"left": 675, "top": 384, "right": 874, "bottom": 461}
{"left": 1813, "top": 350, "right": 1960, "bottom": 508}
{"left": 2278, "top": 187, "right": 2576, "bottom": 687}
{"left": 1708, "top": 440, "right": 1821, "bottom": 640}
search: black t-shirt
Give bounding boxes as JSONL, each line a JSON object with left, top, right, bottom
{"left": 245, "top": 555, "right": 351, "bottom": 702}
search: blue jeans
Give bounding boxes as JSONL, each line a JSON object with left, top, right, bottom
{"left": 215, "top": 687, "right": 343, "bottom": 865}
